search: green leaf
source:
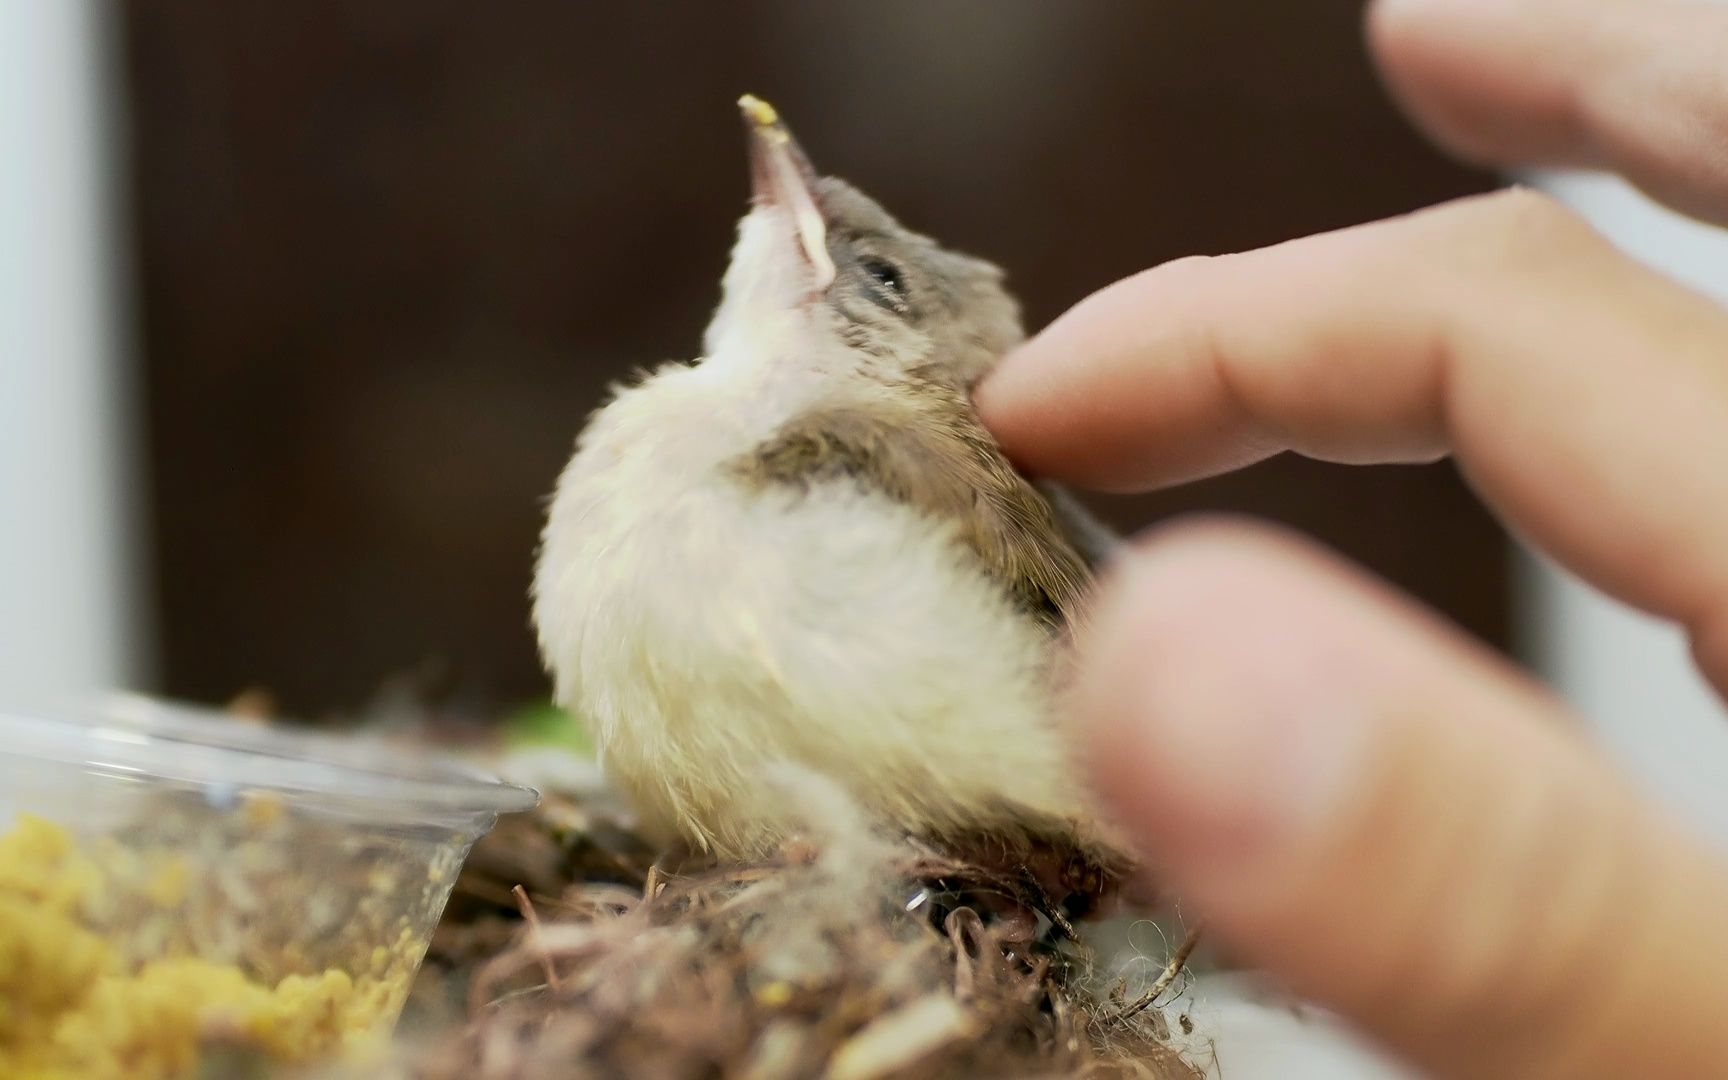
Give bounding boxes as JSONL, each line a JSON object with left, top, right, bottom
{"left": 503, "top": 700, "right": 595, "bottom": 757}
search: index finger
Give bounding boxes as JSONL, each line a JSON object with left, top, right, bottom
{"left": 975, "top": 190, "right": 1728, "bottom": 688}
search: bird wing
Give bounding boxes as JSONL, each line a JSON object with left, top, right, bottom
{"left": 740, "top": 383, "right": 1093, "bottom": 634}
{"left": 1035, "top": 480, "right": 1121, "bottom": 571}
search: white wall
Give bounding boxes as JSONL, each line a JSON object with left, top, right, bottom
{"left": 0, "top": 0, "right": 147, "bottom": 700}
{"left": 1519, "top": 170, "right": 1728, "bottom": 847}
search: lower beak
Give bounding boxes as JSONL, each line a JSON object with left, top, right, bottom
{"left": 738, "top": 95, "right": 836, "bottom": 290}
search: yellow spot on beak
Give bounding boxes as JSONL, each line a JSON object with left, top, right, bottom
{"left": 738, "top": 94, "right": 779, "bottom": 129}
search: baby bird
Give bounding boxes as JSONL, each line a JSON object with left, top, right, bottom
{"left": 533, "top": 97, "right": 1121, "bottom": 878}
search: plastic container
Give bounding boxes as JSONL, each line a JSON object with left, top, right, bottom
{"left": 0, "top": 693, "right": 538, "bottom": 1076}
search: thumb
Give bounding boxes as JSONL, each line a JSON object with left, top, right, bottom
{"left": 1073, "top": 519, "right": 1728, "bottom": 1080}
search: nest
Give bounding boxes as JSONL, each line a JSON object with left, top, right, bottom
{"left": 391, "top": 772, "right": 1203, "bottom": 1080}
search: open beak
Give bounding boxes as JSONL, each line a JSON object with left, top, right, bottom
{"left": 738, "top": 94, "right": 836, "bottom": 291}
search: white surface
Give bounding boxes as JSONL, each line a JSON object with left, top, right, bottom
{"left": 1517, "top": 170, "right": 1728, "bottom": 847}
{"left": 1181, "top": 976, "right": 1415, "bottom": 1080}
{"left": 0, "top": 0, "right": 145, "bottom": 699}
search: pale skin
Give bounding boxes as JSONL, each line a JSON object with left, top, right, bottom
{"left": 974, "top": 1, "right": 1728, "bottom": 1077}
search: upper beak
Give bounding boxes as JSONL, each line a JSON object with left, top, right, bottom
{"left": 738, "top": 94, "right": 836, "bottom": 290}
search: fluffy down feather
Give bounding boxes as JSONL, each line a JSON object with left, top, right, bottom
{"left": 533, "top": 354, "right": 1106, "bottom": 860}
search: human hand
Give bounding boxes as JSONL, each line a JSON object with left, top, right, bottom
{"left": 976, "top": 2, "right": 1728, "bottom": 1077}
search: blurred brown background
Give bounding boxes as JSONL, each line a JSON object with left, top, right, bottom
{"left": 120, "top": 1, "right": 1502, "bottom": 715}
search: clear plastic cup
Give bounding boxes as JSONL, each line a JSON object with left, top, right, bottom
{"left": 0, "top": 693, "right": 538, "bottom": 1077}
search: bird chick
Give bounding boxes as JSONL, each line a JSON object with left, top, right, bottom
{"left": 533, "top": 97, "right": 1121, "bottom": 876}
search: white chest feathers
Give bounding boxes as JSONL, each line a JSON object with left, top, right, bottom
{"left": 531, "top": 359, "right": 1098, "bottom": 860}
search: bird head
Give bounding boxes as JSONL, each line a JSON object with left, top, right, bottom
{"left": 703, "top": 95, "right": 1023, "bottom": 389}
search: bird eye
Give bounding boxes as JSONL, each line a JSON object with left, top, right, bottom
{"left": 860, "top": 257, "right": 909, "bottom": 313}
{"left": 863, "top": 258, "right": 903, "bottom": 293}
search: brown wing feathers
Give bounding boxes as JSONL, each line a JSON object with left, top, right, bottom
{"left": 738, "top": 380, "right": 1092, "bottom": 632}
